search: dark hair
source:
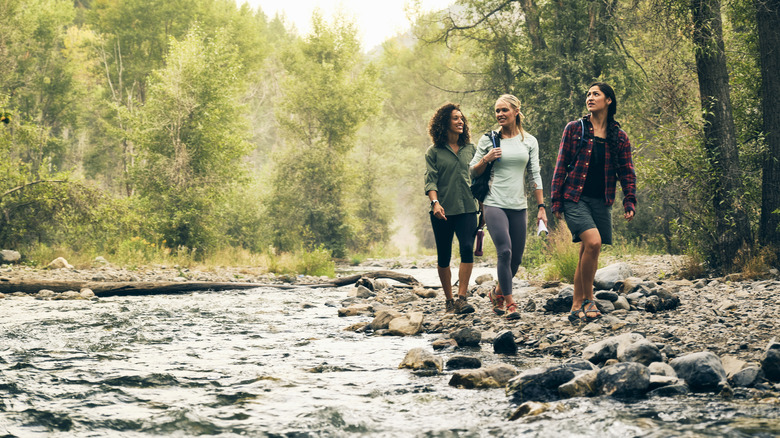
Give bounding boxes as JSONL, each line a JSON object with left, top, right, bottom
{"left": 428, "top": 103, "right": 470, "bottom": 148}
{"left": 589, "top": 82, "right": 620, "bottom": 149}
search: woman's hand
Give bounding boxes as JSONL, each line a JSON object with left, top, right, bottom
{"left": 484, "top": 148, "right": 502, "bottom": 163}
{"left": 555, "top": 211, "right": 563, "bottom": 221}
{"left": 433, "top": 202, "right": 447, "bottom": 220}
{"left": 537, "top": 207, "right": 548, "bottom": 227}
{"left": 624, "top": 210, "right": 634, "bottom": 222}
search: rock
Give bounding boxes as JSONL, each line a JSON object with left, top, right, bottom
{"left": 543, "top": 286, "right": 573, "bottom": 313}
{"left": 352, "top": 285, "right": 375, "bottom": 299}
{"left": 343, "top": 322, "right": 369, "bottom": 332}
{"left": 60, "top": 290, "right": 81, "bottom": 299}
{"left": 721, "top": 355, "right": 748, "bottom": 378}
{"left": 92, "top": 256, "right": 110, "bottom": 266}
{"left": 0, "top": 250, "right": 21, "bottom": 263}
{"left": 648, "top": 375, "right": 683, "bottom": 390}
{"left": 558, "top": 369, "right": 599, "bottom": 398}
{"left": 523, "top": 299, "right": 536, "bottom": 312}
{"left": 620, "top": 277, "right": 644, "bottom": 294}
{"left": 596, "top": 362, "right": 651, "bottom": 397}
{"left": 648, "top": 362, "right": 677, "bottom": 377}
{"left": 475, "top": 274, "right": 493, "bottom": 285}
{"left": 398, "top": 348, "right": 443, "bottom": 373}
{"left": 337, "top": 304, "right": 373, "bottom": 317}
{"left": 594, "top": 263, "right": 632, "bottom": 290}
{"left": 355, "top": 277, "right": 375, "bottom": 291}
{"left": 368, "top": 309, "right": 402, "bottom": 330}
{"left": 582, "top": 333, "right": 644, "bottom": 365}
{"left": 388, "top": 312, "right": 424, "bottom": 336}
{"left": 508, "top": 401, "right": 564, "bottom": 421}
{"left": 446, "top": 356, "right": 482, "bottom": 370}
{"left": 561, "top": 357, "right": 598, "bottom": 372}
{"left": 617, "top": 338, "right": 662, "bottom": 366}
{"left": 449, "top": 364, "right": 517, "bottom": 389}
{"left": 493, "top": 330, "right": 518, "bottom": 355}
{"left": 595, "top": 291, "right": 619, "bottom": 302}
{"left": 413, "top": 287, "right": 437, "bottom": 298}
{"left": 46, "top": 257, "right": 73, "bottom": 270}
{"left": 36, "top": 289, "right": 56, "bottom": 299}
{"left": 506, "top": 366, "right": 575, "bottom": 403}
{"left": 613, "top": 296, "right": 631, "bottom": 311}
{"left": 670, "top": 351, "right": 727, "bottom": 392}
{"left": 79, "top": 288, "right": 95, "bottom": 299}
{"left": 451, "top": 327, "right": 481, "bottom": 347}
{"left": 432, "top": 338, "right": 458, "bottom": 350}
{"left": 648, "top": 383, "right": 690, "bottom": 397}
{"left": 729, "top": 367, "right": 761, "bottom": 387}
{"left": 595, "top": 299, "right": 615, "bottom": 314}
{"left": 760, "top": 338, "right": 780, "bottom": 382}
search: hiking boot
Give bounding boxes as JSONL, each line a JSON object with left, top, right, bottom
{"left": 505, "top": 302, "right": 521, "bottom": 321}
{"left": 454, "top": 296, "right": 475, "bottom": 314}
{"left": 445, "top": 299, "right": 455, "bottom": 314}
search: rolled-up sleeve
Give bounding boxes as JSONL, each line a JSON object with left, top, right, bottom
{"left": 424, "top": 147, "right": 438, "bottom": 194}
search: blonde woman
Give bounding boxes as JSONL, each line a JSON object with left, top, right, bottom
{"left": 470, "top": 94, "right": 546, "bottom": 320}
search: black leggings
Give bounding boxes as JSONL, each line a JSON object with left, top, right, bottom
{"left": 430, "top": 212, "right": 478, "bottom": 268}
{"left": 484, "top": 205, "right": 527, "bottom": 296}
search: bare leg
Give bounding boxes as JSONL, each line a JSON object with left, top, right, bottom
{"left": 571, "top": 228, "right": 601, "bottom": 317}
{"left": 457, "top": 262, "right": 473, "bottom": 297}
{"left": 438, "top": 266, "right": 453, "bottom": 300}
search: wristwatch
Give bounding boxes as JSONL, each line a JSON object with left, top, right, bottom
{"left": 538, "top": 204, "right": 546, "bottom": 209}
{"left": 431, "top": 200, "right": 439, "bottom": 207}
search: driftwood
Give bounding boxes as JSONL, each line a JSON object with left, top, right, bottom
{"left": 0, "top": 270, "right": 422, "bottom": 297}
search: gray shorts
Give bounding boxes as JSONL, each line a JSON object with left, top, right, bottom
{"left": 563, "top": 196, "right": 613, "bottom": 244}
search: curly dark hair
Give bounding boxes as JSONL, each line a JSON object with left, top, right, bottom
{"left": 428, "top": 103, "right": 470, "bottom": 148}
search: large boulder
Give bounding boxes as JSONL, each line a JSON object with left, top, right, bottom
{"left": 452, "top": 327, "right": 481, "bottom": 347}
{"left": 558, "top": 369, "right": 599, "bottom": 398}
{"left": 46, "top": 257, "right": 73, "bottom": 270}
{"left": 388, "top": 312, "right": 424, "bottom": 336}
{"left": 670, "top": 351, "right": 727, "bottom": 392}
{"left": 368, "top": 309, "right": 401, "bottom": 330}
{"left": 596, "top": 362, "right": 651, "bottom": 397}
{"left": 0, "top": 250, "right": 21, "bottom": 263}
{"left": 594, "top": 263, "right": 632, "bottom": 290}
{"left": 493, "top": 330, "right": 518, "bottom": 355}
{"left": 617, "top": 338, "right": 663, "bottom": 366}
{"left": 582, "top": 333, "right": 644, "bottom": 365}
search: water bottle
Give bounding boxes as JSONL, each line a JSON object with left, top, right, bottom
{"left": 474, "top": 227, "right": 484, "bottom": 256}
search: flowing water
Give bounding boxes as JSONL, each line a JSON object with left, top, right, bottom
{"left": 0, "top": 278, "right": 778, "bottom": 437}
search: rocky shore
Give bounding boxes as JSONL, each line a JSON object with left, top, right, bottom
{"left": 2, "top": 251, "right": 779, "bottom": 418}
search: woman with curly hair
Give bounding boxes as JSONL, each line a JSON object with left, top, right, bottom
{"left": 551, "top": 82, "right": 636, "bottom": 324}
{"left": 424, "top": 103, "right": 479, "bottom": 314}
{"left": 470, "top": 94, "right": 546, "bottom": 321}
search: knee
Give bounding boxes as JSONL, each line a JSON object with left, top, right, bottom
{"left": 496, "top": 247, "right": 512, "bottom": 262}
{"left": 583, "top": 239, "right": 601, "bottom": 254}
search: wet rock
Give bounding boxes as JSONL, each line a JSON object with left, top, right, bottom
{"left": 449, "top": 364, "right": 517, "bottom": 389}
{"left": 670, "top": 351, "right": 727, "bottom": 392}
{"left": 617, "top": 338, "right": 662, "bottom": 366}
{"left": 446, "top": 356, "right": 481, "bottom": 370}
{"left": 368, "top": 309, "right": 402, "bottom": 330}
{"left": 493, "top": 330, "right": 518, "bottom": 355}
{"left": 432, "top": 338, "right": 458, "bottom": 350}
{"left": 508, "top": 401, "right": 564, "bottom": 421}
{"left": 337, "top": 304, "right": 373, "bottom": 317}
{"left": 398, "top": 348, "right": 442, "bottom": 373}
{"left": 647, "top": 383, "right": 690, "bottom": 397}
{"left": 388, "top": 312, "right": 424, "bottom": 336}
{"left": 596, "top": 362, "right": 651, "bottom": 397}
{"left": 0, "top": 250, "right": 21, "bottom": 264}
{"left": 558, "top": 369, "right": 599, "bottom": 398}
{"left": 451, "top": 327, "right": 481, "bottom": 347}
{"left": 594, "top": 262, "right": 632, "bottom": 290}
{"left": 648, "top": 375, "right": 683, "bottom": 391}
{"left": 543, "top": 286, "right": 573, "bottom": 313}
{"left": 562, "top": 357, "right": 598, "bottom": 372}
{"left": 506, "top": 366, "right": 575, "bottom": 403}
{"left": 46, "top": 257, "right": 73, "bottom": 270}
{"left": 760, "top": 338, "right": 780, "bottom": 382}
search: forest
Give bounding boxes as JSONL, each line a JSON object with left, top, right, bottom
{"left": 0, "top": 0, "right": 778, "bottom": 275}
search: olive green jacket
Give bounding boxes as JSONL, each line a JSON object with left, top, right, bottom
{"left": 424, "top": 143, "right": 479, "bottom": 215}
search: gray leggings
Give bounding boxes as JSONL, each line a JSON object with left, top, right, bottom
{"left": 484, "top": 205, "right": 527, "bottom": 296}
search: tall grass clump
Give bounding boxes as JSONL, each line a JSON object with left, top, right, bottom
{"left": 543, "top": 226, "right": 580, "bottom": 282}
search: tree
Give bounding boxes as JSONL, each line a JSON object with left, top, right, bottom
{"left": 756, "top": 0, "right": 780, "bottom": 252}
{"left": 132, "top": 27, "right": 252, "bottom": 251}
{"left": 268, "top": 11, "right": 380, "bottom": 257}
{"left": 690, "top": 0, "right": 752, "bottom": 268}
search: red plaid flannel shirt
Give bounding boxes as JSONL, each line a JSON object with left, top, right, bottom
{"left": 551, "top": 115, "right": 636, "bottom": 213}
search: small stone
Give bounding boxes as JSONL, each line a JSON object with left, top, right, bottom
{"left": 446, "top": 355, "right": 482, "bottom": 370}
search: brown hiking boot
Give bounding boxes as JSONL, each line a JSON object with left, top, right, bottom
{"left": 445, "top": 299, "right": 455, "bottom": 314}
{"left": 454, "top": 296, "right": 475, "bottom": 314}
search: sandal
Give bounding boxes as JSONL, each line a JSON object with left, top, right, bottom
{"left": 488, "top": 286, "right": 505, "bottom": 315}
{"left": 505, "top": 302, "right": 521, "bottom": 321}
{"left": 568, "top": 308, "right": 586, "bottom": 325}
{"left": 582, "top": 300, "right": 602, "bottom": 321}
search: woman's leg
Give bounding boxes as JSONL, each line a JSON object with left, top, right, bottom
{"left": 483, "top": 205, "right": 512, "bottom": 296}
{"left": 572, "top": 227, "right": 602, "bottom": 317}
{"left": 430, "top": 212, "right": 456, "bottom": 301}
{"left": 502, "top": 209, "right": 528, "bottom": 309}
{"left": 453, "top": 213, "right": 478, "bottom": 297}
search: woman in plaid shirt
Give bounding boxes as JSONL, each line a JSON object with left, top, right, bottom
{"left": 551, "top": 82, "right": 636, "bottom": 324}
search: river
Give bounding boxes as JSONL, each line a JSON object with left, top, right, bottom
{"left": 0, "top": 279, "right": 778, "bottom": 437}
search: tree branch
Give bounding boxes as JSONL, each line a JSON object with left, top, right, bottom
{"left": 1, "top": 180, "right": 67, "bottom": 199}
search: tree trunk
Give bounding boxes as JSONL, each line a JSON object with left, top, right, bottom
{"left": 690, "top": 0, "right": 752, "bottom": 269}
{"left": 756, "top": 0, "right": 780, "bottom": 252}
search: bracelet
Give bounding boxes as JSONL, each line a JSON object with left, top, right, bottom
{"left": 538, "top": 204, "right": 546, "bottom": 209}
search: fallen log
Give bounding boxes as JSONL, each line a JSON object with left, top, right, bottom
{"left": 0, "top": 270, "right": 422, "bottom": 297}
